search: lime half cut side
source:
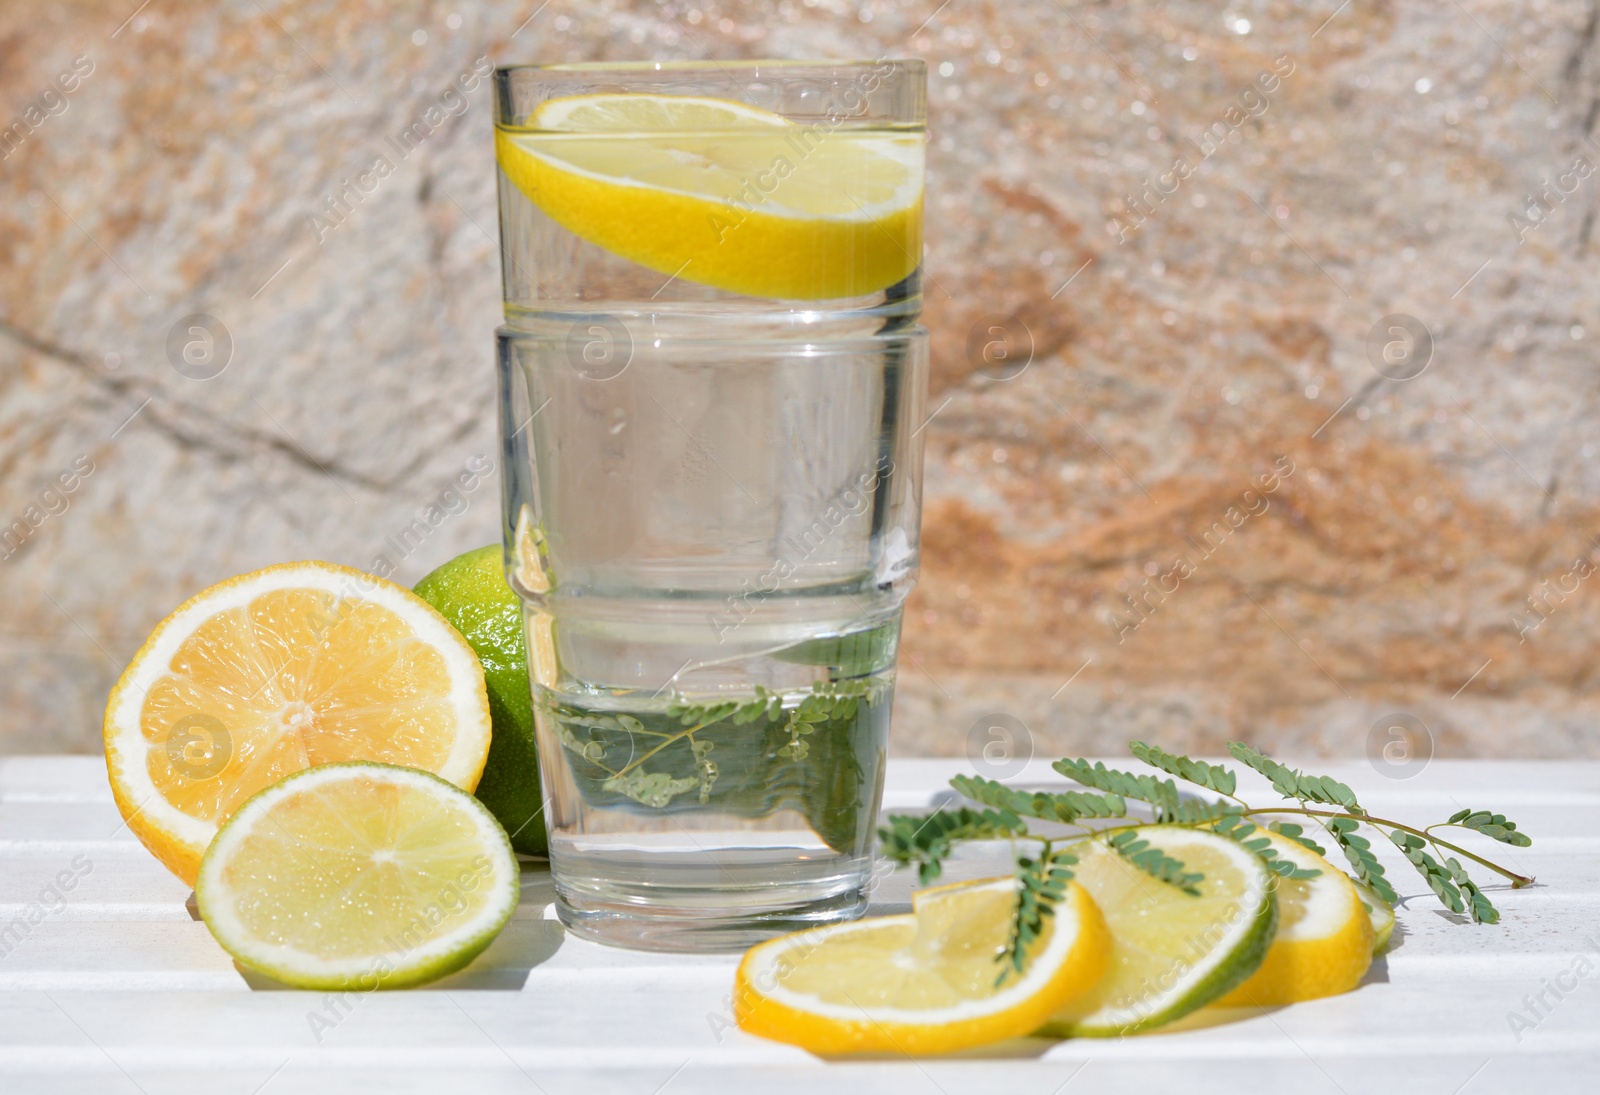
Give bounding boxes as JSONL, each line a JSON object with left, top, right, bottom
{"left": 1040, "top": 826, "right": 1276, "bottom": 1037}
{"left": 196, "top": 762, "right": 520, "bottom": 991}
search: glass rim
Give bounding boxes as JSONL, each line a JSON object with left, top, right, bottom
{"left": 494, "top": 58, "right": 926, "bottom": 76}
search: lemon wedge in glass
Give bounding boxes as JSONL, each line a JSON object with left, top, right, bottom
{"left": 495, "top": 92, "right": 923, "bottom": 300}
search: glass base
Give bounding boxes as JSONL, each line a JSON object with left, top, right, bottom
{"left": 552, "top": 862, "right": 870, "bottom": 952}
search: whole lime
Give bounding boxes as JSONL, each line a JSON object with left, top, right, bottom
{"left": 414, "top": 545, "right": 547, "bottom": 855}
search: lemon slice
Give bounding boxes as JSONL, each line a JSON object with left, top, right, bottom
{"left": 103, "top": 562, "right": 492, "bottom": 885}
{"left": 1213, "top": 831, "right": 1375, "bottom": 1005}
{"left": 1355, "top": 879, "right": 1396, "bottom": 954}
{"left": 196, "top": 762, "right": 519, "bottom": 990}
{"left": 495, "top": 92, "right": 923, "bottom": 300}
{"left": 1041, "top": 827, "right": 1276, "bottom": 1037}
{"left": 735, "top": 876, "right": 1108, "bottom": 1055}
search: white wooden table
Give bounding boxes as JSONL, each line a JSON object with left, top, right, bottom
{"left": 1, "top": 755, "right": 1596, "bottom": 1094}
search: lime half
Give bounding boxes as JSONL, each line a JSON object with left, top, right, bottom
{"left": 1040, "top": 826, "right": 1276, "bottom": 1037}
{"left": 196, "top": 762, "right": 520, "bottom": 990}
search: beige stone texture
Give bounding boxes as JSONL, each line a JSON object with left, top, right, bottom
{"left": 2, "top": 1, "right": 1598, "bottom": 769}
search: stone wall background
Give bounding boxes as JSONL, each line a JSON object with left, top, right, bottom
{"left": 4, "top": 0, "right": 1599, "bottom": 768}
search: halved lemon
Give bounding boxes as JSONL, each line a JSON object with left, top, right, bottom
{"left": 196, "top": 762, "right": 519, "bottom": 990}
{"left": 1040, "top": 827, "right": 1276, "bottom": 1037}
{"left": 495, "top": 92, "right": 923, "bottom": 300}
{"left": 1215, "top": 831, "right": 1375, "bottom": 1005}
{"left": 735, "top": 876, "right": 1108, "bottom": 1056}
{"left": 103, "top": 562, "right": 492, "bottom": 885}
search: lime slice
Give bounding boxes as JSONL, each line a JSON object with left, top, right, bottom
{"left": 737, "top": 877, "right": 1109, "bottom": 1056}
{"left": 495, "top": 92, "right": 923, "bottom": 300}
{"left": 415, "top": 545, "right": 547, "bottom": 856}
{"left": 1039, "top": 826, "right": 1275, "bottom": 1037}
{"left": 1354, "top": 879, "right": 1396, "bottom": 954}
{"left": 196, "top": 762, "right": 519, "bottom": 990}
{"left": 1214, "top": 830, "right": 1374, "bottom": 1006}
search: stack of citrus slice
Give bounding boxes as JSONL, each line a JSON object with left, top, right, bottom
{"left": 737, "top": 823, "right": 1382, "bottom": 1054}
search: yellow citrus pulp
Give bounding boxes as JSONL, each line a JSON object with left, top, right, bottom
{"left": 1214, "top": 830, "right": 1375, "bottom": 1006}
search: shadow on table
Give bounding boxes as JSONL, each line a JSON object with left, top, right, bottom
{"left": 228, "top": 861, "right": 568, "bottom": 992}
{"left": 828, "top": 1006, "right": 1284, "bottom": 1061}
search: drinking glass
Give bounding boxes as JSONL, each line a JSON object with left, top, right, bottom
{"left": 493, "top": 59, "right": 927, "bottom": 951}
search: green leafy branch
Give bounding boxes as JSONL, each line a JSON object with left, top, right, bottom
{"left": 881, "top": 739, "right": 1535, "bottom": 980}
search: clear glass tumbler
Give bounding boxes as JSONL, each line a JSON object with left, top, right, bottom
{"left": 493, "top": 60, "right": 927, "bottom": 951}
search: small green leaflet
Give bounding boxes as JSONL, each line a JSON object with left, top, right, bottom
{"left": 1053, "top": 758, "right": 1182, "bottom": 819}
{"left": 1104, "top": 830, "right": 1204, "bottom": 895}
{"left": 691, "top": 739, "right": 718, "bottom": 803}
{"left": 1226, "top": 742, "right": 1363, "bottom": 812}
{"left": 1388, "top": 830, "right": 1502, "bottom": 922}
{"left": 1129, "top": 741, "right": 1238, "bottom": 797}
{"left": 663, "top": 678, "right": 886, "bottom": 731}
{"left": 554, "top": 723, "right": 608, "bottom": 765}
{"left": 1446, "top": 808, "right": 1533, "bottom": 847}
{"left": 950, "top": 773, "right": 1126, "bottom": 824}
{"left": 1327, "top": 817, "right": 1399, "bottom": 906}
{"left": 666, "top": 684, "right": 780, "bottom": 728}
{"left": 602, "top": 769, "right": 699, "bottom": 808}
{"left": 1213, "top": 814, "right": 1321, "bottom": 880}
{"left": 879, "top": 806, "right": 1027, "bottom": 886}
{"left": 1267, "top": 820, "right": 1327, "bottom": 856}
{"left": 1444, "top": 855, "right": 1500, "bottom": 924}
